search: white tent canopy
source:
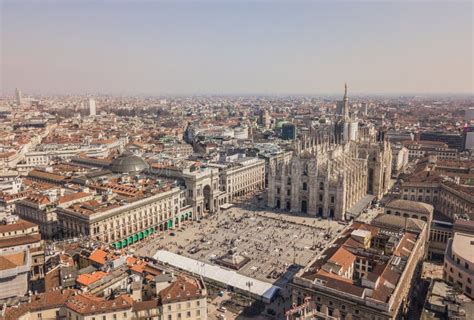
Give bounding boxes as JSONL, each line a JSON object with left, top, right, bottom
{"left": 153, "top": 250, "right": 280, "bottom": 302}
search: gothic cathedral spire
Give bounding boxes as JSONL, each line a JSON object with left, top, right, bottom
{"left": 343, "top": 83, "right": 349, "bottom": 120}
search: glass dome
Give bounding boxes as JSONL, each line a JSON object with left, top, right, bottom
{"left": 111, "top": 151, "right": 149, "bottom": 174}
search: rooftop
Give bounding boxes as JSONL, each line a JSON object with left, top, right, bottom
{"left": 386, "top": 199, "right": 434, "bottom": 215}
{"left": 65, "top": 294, "right": 132, "bottom": 315}
{"left": 111, "top": 151, "right": 149, "bottom": 174}
{"left": 298, "top": 222, "right": 419, "bottom": 304}
{"left": 76, "top": 271, "right": 108, "bottom": 286}
{"left": 451, "top": 232, "right": 474, "bottom": 264}
{"left": 0, "top": 219, "right": 37, "bottom": 234}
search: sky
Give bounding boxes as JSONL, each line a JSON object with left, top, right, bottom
{"left": 1, "top": 0, "right": 473, "bottom": 95}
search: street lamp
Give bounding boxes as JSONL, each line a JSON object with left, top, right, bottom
{"left": 245, "top": 281, "right": 253, "bottom": 306}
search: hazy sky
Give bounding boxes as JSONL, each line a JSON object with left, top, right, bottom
{"left": 1, "top": 0, "right": 473, "bottom": 95}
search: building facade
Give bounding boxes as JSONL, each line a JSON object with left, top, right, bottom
{"left": 444, "top": 232, "right": 474, "bottom": 299}
{"left": 290, "top": 221, "right": 427, "bottom": 320}
{"left": 56, "top": 186, "right": 192, "bottom": 249}
{"left": 214, "top": 156, "right": 265, "bottom": 204}
{"left": 150, "top": 163, "right": 222, "bottom": 219}
{"left": 267, "top": 143, "right": 368, "bottom": 220}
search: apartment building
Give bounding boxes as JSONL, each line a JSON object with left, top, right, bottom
{"left": 290, "top": 220, "right": 427, "bottom": 320}
{"left": 444, "top": 232, "right": 474, "bottom": 299}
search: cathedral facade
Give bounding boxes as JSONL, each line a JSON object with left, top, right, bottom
{"left": 266, "top": 86, "right": 392, "bottom": 220}
{"left": 267, "top": 142, "right": 368, "bottom": 220}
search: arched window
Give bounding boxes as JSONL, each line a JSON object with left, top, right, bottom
{"left": 387, "top": 210, "right": 392, "bottom": 215}
{"left": 302, "top": 182, "right": 307, "bottom": 191}
{"left": 319, "top": 182, "right": 324, "bottom": 190}
{"left": 303, "top": 165, "right": 309, "bottom": 176}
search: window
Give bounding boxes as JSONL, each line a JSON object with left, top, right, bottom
{"left": 465, "top": 263, "right": 469, "bottom": 270}
{"left": 331, "top": 196, "right": 335, "bottom": 203}
{"left": 302, "top": 182, "right": 307, "bottom": 191}
{"left": 287, "top": 189, "right": 291, "bottom": 196}
{"left": 196, "top": 310, "right": 201, "bottom": 316}
{"left": 187, "top": 312, "right": 191, "bottom": 317}
{"left": 178, "top": 313, "right": 182, "bottom": 318}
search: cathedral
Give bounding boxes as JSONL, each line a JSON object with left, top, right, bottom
{"left": 267, "top": 85, "right": 392, "bottom": 220}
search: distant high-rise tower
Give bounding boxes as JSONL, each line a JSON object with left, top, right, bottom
{"left": 88, "top": 98, "right": 96, "bottom": 116}
{"left": 362, "top": 102, "right": 368, "bottom": 117}
{"left": 260, "top": 109, "right": 271, "bottom": 129}
{"left": 282, "top": 123, "right": 297, "bottom": 140}
{"left": 15, "top": 88, "right": 22, "bottom": 106}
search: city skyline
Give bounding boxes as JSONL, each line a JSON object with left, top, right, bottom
{"left": 1, "top": 0, "right": 473, "bottom": 95}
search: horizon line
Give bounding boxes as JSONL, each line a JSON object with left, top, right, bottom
{"left": 1, "top": 91, "right": 473, "bottom": 98}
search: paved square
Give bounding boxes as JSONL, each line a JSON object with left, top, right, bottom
{"left": 136, "top": 204, "right": 344, "bottom": 285}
